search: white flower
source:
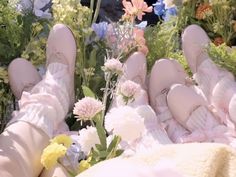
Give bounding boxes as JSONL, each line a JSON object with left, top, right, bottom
{"left": 73, "top": 97, "right": 104, "bottom": 121}
{"left": 17, "top": 0, "right": 33, "bottom": 11}
{"left": 105, "top": 106, "right": 145, "bottom": 142}
{"left": 33, "top": 0, "right": 52, "bottom": 19}
{"left": 104, "top": 58, "right": 123, "bottom": 75}
{"left": 78, "top": 126, "right": 100, "bottom": 155}
{"left": 118, "top": 80, "right": 141, "bottom": 103}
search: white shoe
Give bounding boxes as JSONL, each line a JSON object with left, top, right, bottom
{"left": 182, "top": 24, "right": 210, "bottom": 73}
{"left": 149, "top": 59, "right": 187, "bottom": 115}
{"left": 8, "top": 58, "right": 41, "bottom": 99}
{"left": 46, "top": 24, "right": 77, "bottom": 108}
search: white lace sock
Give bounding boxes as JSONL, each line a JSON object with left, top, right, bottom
{"left": 186, "top": 106, "right": 219, "bottom": 132}
{"left": 8, "top": 63, "right": 71, "bottom": 137}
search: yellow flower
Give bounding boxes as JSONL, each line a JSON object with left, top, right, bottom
{"left": 50, "top": 134, "right": 72, "bottom": 148}
{"left": 41, "top": 143, "right": 67, "bottom": 169}
{"left": 0, "top": 67, "right": 8, "bottom": 84}
{"left": 78, "top": 158, "right": 91, "bottom": 173}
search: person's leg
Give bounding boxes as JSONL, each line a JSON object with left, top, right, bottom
{"left": 0, "top": 58, "right": 46, "bottom": 177}
{"left": 0, "top": 24, "right": 76, "bottom": 177}
{"left": 148, "top": 59, "right": 191, "bottom": 143}
{"left": 182, "top": 24, "right": 235, "bottom": 116}
{"left": 40, "top": 163, "right": 70, "bottom": 177}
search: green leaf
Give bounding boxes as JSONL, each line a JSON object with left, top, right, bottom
{"left": 91, "top": 148, "right": 99, "bottom": 158}
{"left": 95, "top": 144, "right": 104, "bottom": 151}
{"left": 88, "top": 48, "right": 97, "bottom": 68}
{"left": 107, "top": 135, "right": 121, "bottom": 153}
{"left": 95, "top": 121, "right": 107, "bottom": 150}
{"left": 99, "top": 151, "right": 109, "bottom": 159}
{"left": 115, "top": 149, "right": 124, "bottom": 157}
{"left": 82, "top": 85, "right": 96, "bottom": 98}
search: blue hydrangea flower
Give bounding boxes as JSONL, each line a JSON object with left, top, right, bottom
{"left": 153, "top": 0, "right": 178, "bottom": 21}
{"left": 163, "top": 7, "right": 178, "bottom": 21}
{"left": 91, "top": 22, "right": 108, "bottom": 39}
{"left": 59, "top": 135, "right": 85, "bottom": 173}
{"left": 153, "top": 0, "right": 165, "bottom": 16}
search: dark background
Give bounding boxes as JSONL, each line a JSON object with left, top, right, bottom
{"left": 81, "top": 0, "right": 159, "bottom": 25}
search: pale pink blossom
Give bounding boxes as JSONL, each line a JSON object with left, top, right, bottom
{"left": 119, "top": 80, "right": 141, "bottom": 99}
{"left": 105, "top": 106, "right": 145, "bottom": 142}
{"left": 122, "top": 0, "right": 153, "bottom": 21}
{"left": 78, "top": 126, "right": 100, "bottom": 155}
{"left": 133, "top": 28, "right": 149, "bottom": 55}
{"left": 104, "top": 58, "right": 123, "bottom": 74}
{"left": 73, "top": 97, "right": 104, "bottom": 121}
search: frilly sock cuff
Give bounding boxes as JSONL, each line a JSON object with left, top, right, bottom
{"left": 186, "top": 106, "right": 208, "bottom": 131}
{"left": 7, "top": 104, "right": 55, "bottom": 138}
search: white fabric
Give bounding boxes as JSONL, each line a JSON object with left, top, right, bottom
{"left": 8, "top": 63, "right": 70, "bottom": 137}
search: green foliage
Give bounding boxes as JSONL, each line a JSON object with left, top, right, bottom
{"left": 168, "top": 50, "right": 191, "bottom": 76}
{"left": 179, "top": 0, "right": 236, "bottom": 45}
{"left": 145, "top": 17, "right": 189, "bottom": 73}
{"left": 21, "top": 21, "right": 51, "bottom": 66}
{"left": 82, "top": 86, "right": 96, "bottom": 98}
{"left": 208, "top": 43, "right": 236, "bottom": 76}
{"left": 89, "top": 133, "right": 123, "bottom": 166}
{"left": 0, "top": 67, "right": 13, "bottom": 133}
{"left": 0, "top": 0, "right": 36, "bottom": 64}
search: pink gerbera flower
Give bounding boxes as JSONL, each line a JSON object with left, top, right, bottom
{"left": 122, "top": 0, "right": 153, "bottom": 21}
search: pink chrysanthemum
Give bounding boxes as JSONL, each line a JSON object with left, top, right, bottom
{"left": 104, "top": 58, "right": 123, "bottom": 74}
{"left": 73, "top": 97, "right": 104, "bottom": 121}
{"left": 119, "top": 80, "right": 141, "bottom": 101}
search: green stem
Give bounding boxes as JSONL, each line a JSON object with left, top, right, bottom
{"left": 92, "top": 0, "right": 102, "bottom": 24}
{"left": 101, "top": 73, "right": 111, "bottom": 123}
{"left": 89, "top": 0, "right": 95, "bottom": 24}
{"left": 90, "top": 120, "right": 95, "bottom": 127}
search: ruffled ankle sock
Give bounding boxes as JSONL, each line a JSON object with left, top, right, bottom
{"left": 8, "top": 63, "right": 71, "bottom": 137}
{"left": 186, "top": 106, "right": 219, "bottom": 132}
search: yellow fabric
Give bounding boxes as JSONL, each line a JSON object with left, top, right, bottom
{"left": 77, "top": 143, "right": 236, "bottom": 177}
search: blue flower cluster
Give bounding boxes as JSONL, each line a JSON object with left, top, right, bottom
{"left": 92, "top": 22, "right": 108, "bottom": 39}
{"left": 153, "top": 0, "right": 177, "bottom": 21}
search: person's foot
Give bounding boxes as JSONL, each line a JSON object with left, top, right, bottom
{"left": 8, "top": 58, "right": 42, "bottom": 99}
{"left": 46, "top": 23, "right": 77, "bottom": 109}
{"left": 167, "top": 84, "right": 208, "bottom": 130}
{"left": 120, "top": 52, "right": 147, "bottom": 89}
{"left": 182, "top": 24, "right": 211, "bottom": 73}
{"left": 149, "top": 59, "right": 187, "bottom": 116}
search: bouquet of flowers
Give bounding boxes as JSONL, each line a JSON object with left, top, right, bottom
{"left": 1, "top": 0, "right": 154, "bottom": 175}
{"left": 1, "top": 0, "right": 236, "bottom": 176}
